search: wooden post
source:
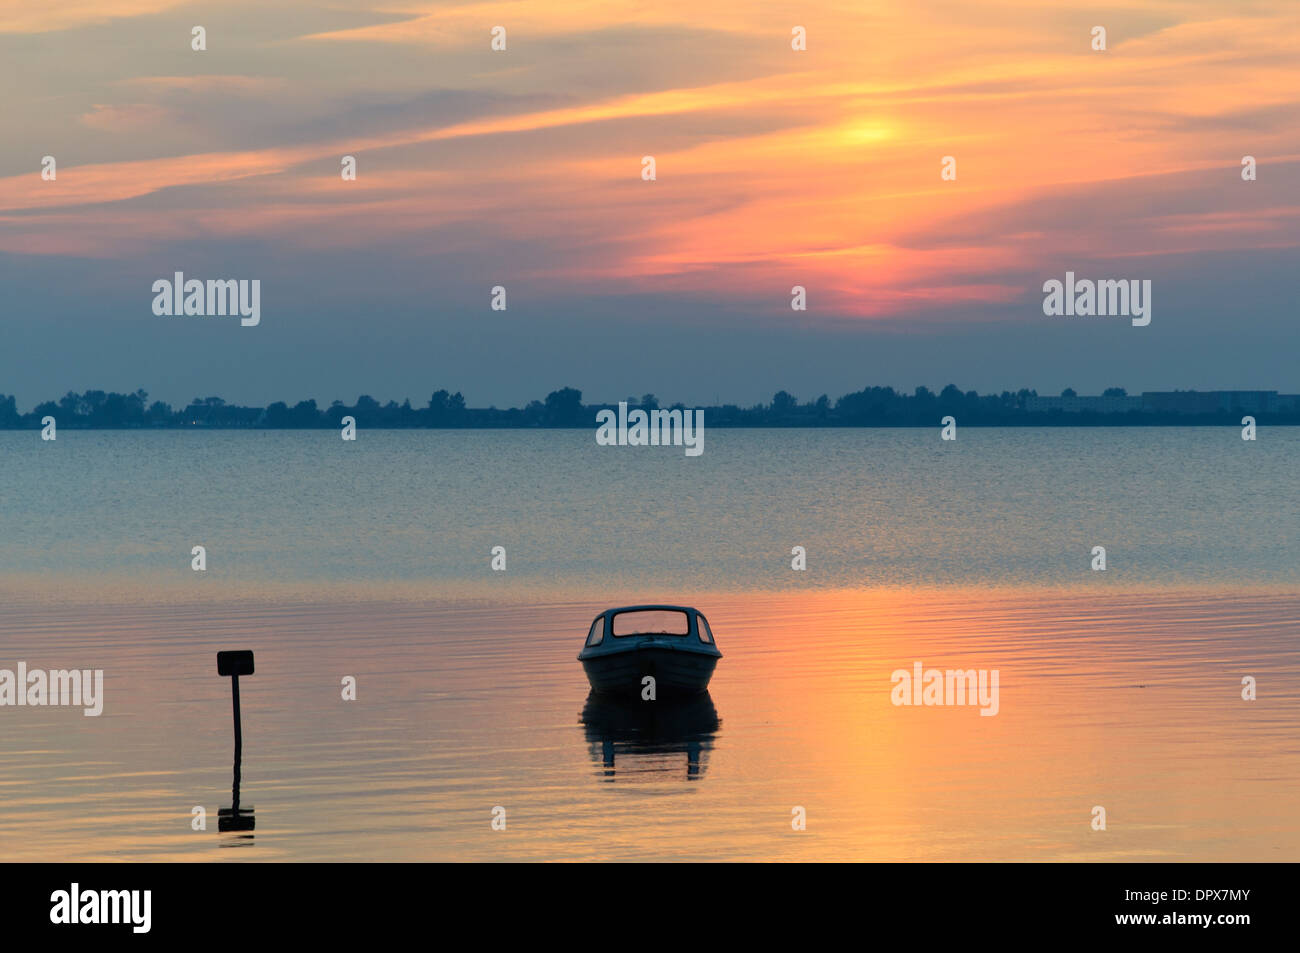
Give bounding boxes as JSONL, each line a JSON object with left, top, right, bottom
{"left": 217, "top": 651, "right": 255, "bottom": 833}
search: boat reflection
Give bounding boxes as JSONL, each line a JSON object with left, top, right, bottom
{"left": 580, "top": 690, "right": 720, "bottom": 781}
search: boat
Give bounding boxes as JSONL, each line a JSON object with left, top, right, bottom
{"left": 578, "top": 605, "right": 722, "bottom": 697}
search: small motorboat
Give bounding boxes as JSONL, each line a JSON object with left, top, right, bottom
{"left": 578, "top": 605, "right": 722, "bottom": 697}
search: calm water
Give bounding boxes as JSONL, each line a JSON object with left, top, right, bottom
{"left": 0, "top": 429, "right": 1296, "bottom": 860}
{"left": 0, "top": 428, "right": 1296, "bottom": 601}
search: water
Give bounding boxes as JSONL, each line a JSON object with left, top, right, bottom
{"left": 0, "top": 429, "right": 1296, "bottom": 860}
{"left": 0, "top": 428, "right": 1295, "bottom": 601}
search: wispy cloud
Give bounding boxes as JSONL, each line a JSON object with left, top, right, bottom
{"left": 3, "top": 0, "right": 1298, "bottom": 326}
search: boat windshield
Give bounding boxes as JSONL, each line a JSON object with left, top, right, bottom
{"left": 611, "top": 609, "right": 691, "bottom": 637}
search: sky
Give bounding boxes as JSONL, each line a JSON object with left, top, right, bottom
{"left": 1, "top": 0, "right": 1297, "bottom": 409}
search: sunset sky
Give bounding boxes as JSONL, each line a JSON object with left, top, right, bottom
{"left": 1, "top": 0, "right": 1297, "bottom": 407}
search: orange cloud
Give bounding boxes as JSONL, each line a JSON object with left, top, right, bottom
{"left": 3, "top": 0, "right": 1298, "bottom": 322}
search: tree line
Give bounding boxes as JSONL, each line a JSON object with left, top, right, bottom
{"left": 0, "top": 385, "right": 1292, "bottom": 428}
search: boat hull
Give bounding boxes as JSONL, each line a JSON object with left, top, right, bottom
{"left": 581, "top": 647, "right": 718, "bottom": 697}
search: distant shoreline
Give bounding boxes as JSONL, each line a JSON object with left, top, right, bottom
{"left": 6, "top": 419, "right": 1298, "bottom": 429}
{"left": 3, "top": 385, "right": 1296, "bottom": 429}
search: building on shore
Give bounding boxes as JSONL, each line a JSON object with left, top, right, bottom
{"left": 1141, "top": 391, "right": 1283, "bottom": 414}
{"left": 1025, "top": 394, "right": 1145, "bottom": 414}
{"left": 1026, "top": 391, "right": 1298, "bottom": 415}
